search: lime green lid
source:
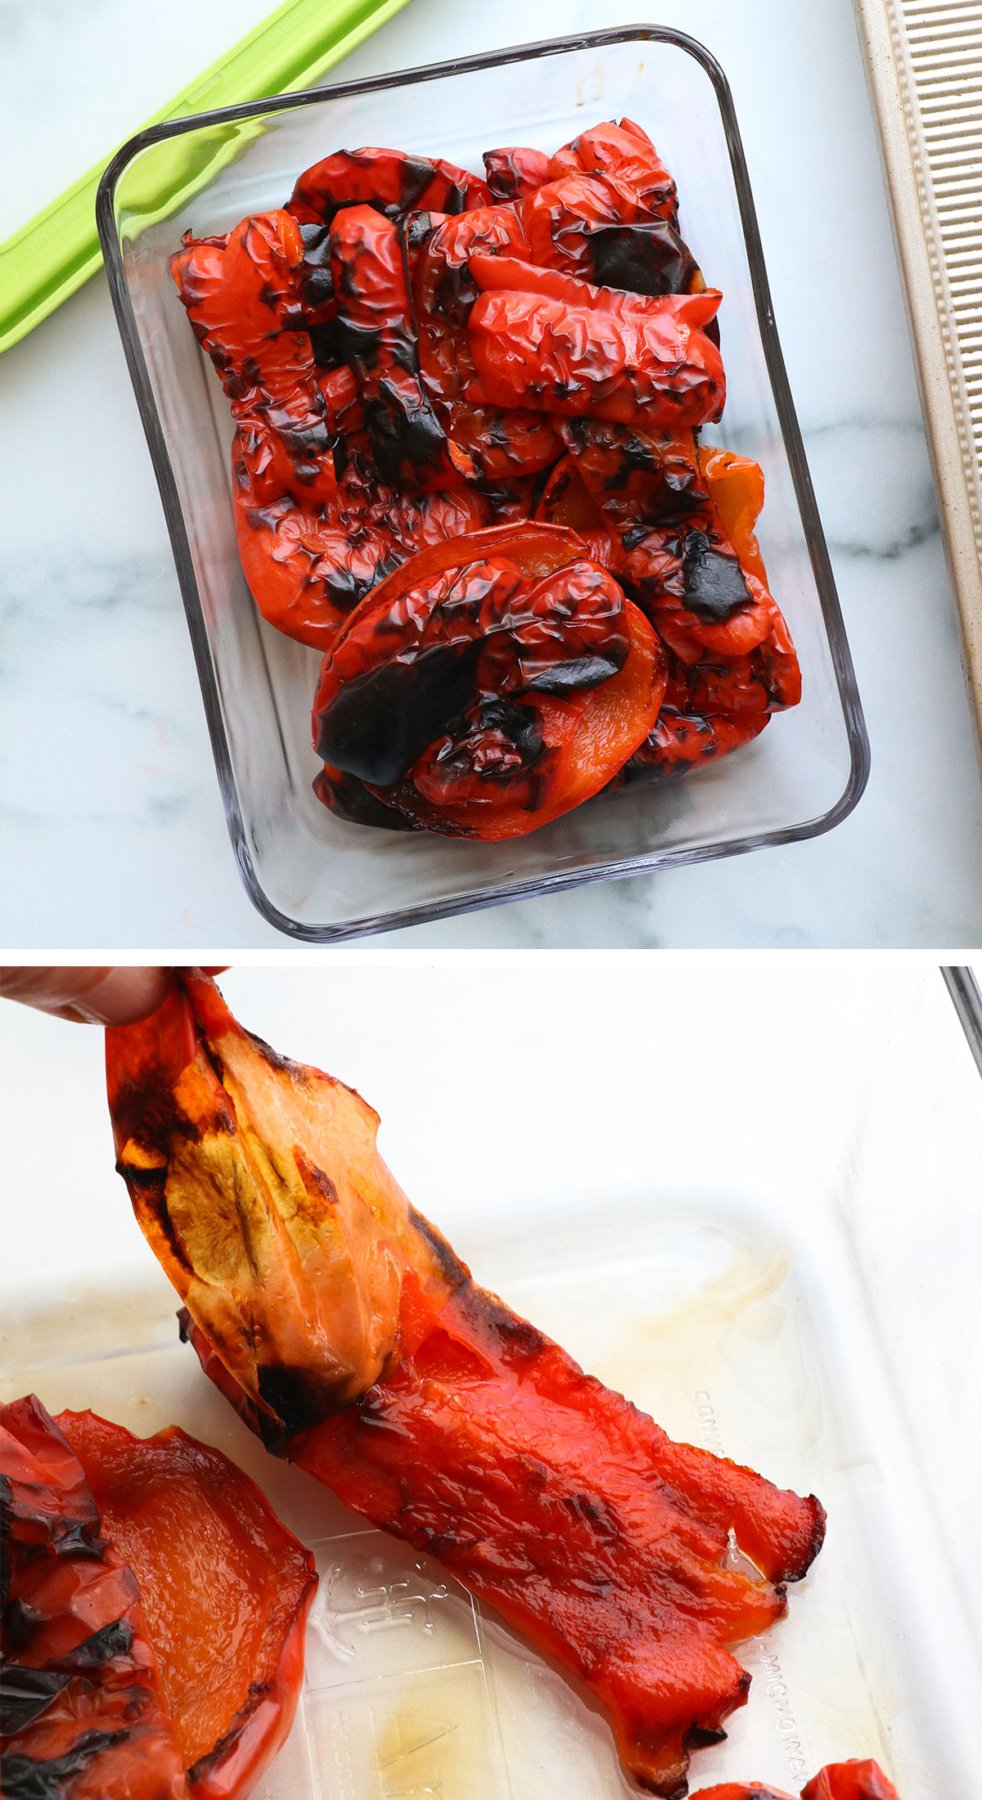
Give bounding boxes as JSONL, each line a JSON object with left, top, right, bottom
{"left": 0, "top": 0, "right": 411, "bottom": 355}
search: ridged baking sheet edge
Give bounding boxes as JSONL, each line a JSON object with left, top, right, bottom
{"left": 854, "top": 0, "right": 982, "bottom": 765}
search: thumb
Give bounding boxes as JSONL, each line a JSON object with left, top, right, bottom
{"left": 0, "top": 967, "right": 175, "bottom": 1025}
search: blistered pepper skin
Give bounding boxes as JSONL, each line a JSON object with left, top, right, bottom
{"left": 173, "top": 123, "right": 802, "bottom": 812}
{"left": 107, "top": 976, "right": 827, "bottom": 1800}
{"left": 0, "top": 1395, "right": 188, "bottom": 1800}
{"left": 467, "top": 287, "right": 725, "bottom": 426}
{"left": 309, "top": 523, "right": 665, "bottom": 837}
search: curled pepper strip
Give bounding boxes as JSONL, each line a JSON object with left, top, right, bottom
{"left": 171, "top": 211, "right": 335, "bottom": 508}
{"left": 310, "top": 522, "right": 665, "bottom": 838}
{"left": 327, "top": 204, "right": 470, "bottom": 486}
{"left": 407, "top": 203, "right": 565, "bottom": 479}
{"left": 0, "top": 1394, "right": 187, "bottom": 1800}
{"left": 107, "top": 975, "right": 827, "bottom": 1800}
{"left": 234, "top": 478, "right": 487, "bottom": 653}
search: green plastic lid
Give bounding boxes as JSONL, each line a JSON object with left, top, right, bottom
{"left": 0, "top": 0, "right": 411, "bottom": 355}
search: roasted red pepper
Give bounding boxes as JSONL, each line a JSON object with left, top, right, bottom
{"left": 691, "top": 1759, "right": 902, "bottom": 1799}
{"left": 1, "top": 1395, "right": 186, "bottom": 1800}
{"left": 467, "top": 284, "right": 724, "bottom": 425}
{"left": 107, "top": 975, "right": 826, "bottom": 1800}
{"left": 58, "top": 1411, "right": 316, "bottom": 1800}
{"left": 0, "top": 1394, "right": 316, "bottom": 1800}
{"left": 309, "top": 522, "right": 666, "bottom": 836}
{"left": 173, "top": 123, "right": 802, "bottom": 819}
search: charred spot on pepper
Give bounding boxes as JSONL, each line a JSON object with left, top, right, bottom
{"left": 1, "top": 1728, "right": 135, "bottom": 1800}
{"left": 363, "top": 386, "right": 449, "bottom": 486}
{"left": 316, "top": 639, "right": 484, "bottom": 785}
{"left": 186, "top": 1680, "right": 271, "bottom": 1786}
{"left": 313, "top": 766, "right": 417, "bottom": 830}
{"left": 683, "top": 1721, "right": 730, "bottom": 1750}
{"left": 561, "top": 1491, "right": 621, "bottom": 1538}
{"left": 256, "top": 1362, "right": 348, "bottom": 1441}
{"left": 0, "top": 1665, "right": 75, "bottom": 1736}
{"left": 681, "top": 530, "right": 753, "bottom": 622}
{"left": 456, "top": 1281, "right": 547, "bottom": 1363}
{"left": 586, "top": 220, "right": 701, "bottom": 298}
{"left": 407, "top": 1205, "right": 471, "bottom": 1290}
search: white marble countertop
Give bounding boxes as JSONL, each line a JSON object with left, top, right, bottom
{"left": 2, "top": 0, "right": 981, "bottom": 948}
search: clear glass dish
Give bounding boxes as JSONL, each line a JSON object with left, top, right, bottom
{"left": 96, "top": 27, "right": 870, "bottom": 942}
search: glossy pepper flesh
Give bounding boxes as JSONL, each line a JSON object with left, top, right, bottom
{"left": 691, "top": 1759, "right": 903, "bottom": 1799}
{"left": 107, "top": 974, "right": 826, "bottom": 1800}
{"left": 0, "top": 1394, "right": 316, "bottom": 1800}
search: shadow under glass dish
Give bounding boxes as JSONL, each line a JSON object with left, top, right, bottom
{"left": 97, "top": 28, "right": 869, "bottom": 941}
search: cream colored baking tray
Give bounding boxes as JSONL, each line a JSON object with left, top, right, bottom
{"left": 855, "top": 0, "right": 982, "bottom": 752}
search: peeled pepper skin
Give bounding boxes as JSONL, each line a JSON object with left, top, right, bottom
{"left": 0, "top": 1395, "right": 188, "bottom": 1800}
{"left": 107, "top": 975, "right": 826, "bottom": 1800}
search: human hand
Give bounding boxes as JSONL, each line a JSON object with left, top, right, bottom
{"left": 0, "top": 968, "right": 224, "bottom": 1025}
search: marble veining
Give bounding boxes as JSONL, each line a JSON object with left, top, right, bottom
{"left": 1, "top": 0, "right": 981, "bottom": 947}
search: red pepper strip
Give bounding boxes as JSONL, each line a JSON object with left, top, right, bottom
{"left": 0, "top": 1394, "right": 187, "bottom": 1800}
{"left": 170, "top": 213, "right": 335, "bottom": 508}
{"left": 472, "top": 228, "right": 704, "bottom": 315}
{"left": 692, "top": 1761, "right": 902, "bottom": 1800}
{"left": 309, "top": 521, "right": 661, "bottom": 837}
{"left": 106, "top": 975, "right": 827, "bottom": 1799}
{"left": 57, "top": 1411, "right": 316, "bottom": 1800}
{"left": 467, "top": 286, "right": 725, "bottom": 426}
{"left": 407, "top": 205, "right": 563, "bottom": 476}
{"left": 483, "top": 144, "right": 552, "bottom": 199}
{"left": 548, "top": 118, "right": 679, "bottom": 221}
{"left": 288, "top": 144, "right": 490, "bottom": 228}
{"left": 327, "top": 204, "right": 470, "bottom": 487}
{"left": 234, "top": 466, "right": 488, "bottom": 652}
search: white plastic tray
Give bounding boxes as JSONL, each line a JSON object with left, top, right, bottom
{"left": 1, "top": 1179, "right": 975, "bottom": 1799}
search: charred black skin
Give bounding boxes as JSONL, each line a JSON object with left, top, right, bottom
{"left": 316, "top": 641, "right": 484, "bottom": 784}
{"left": 1, "top": 1731, "right": 132, "bottom": 1800}
{"left": 312, "top": 767, "right": 416, "bottom": 831}
{"left": 681, "top": 530, "right": 752, "bottom": 621}
{"left": 586, "top": 221, "right": 700, "bottom": 298}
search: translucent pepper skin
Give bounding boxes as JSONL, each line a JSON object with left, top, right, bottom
{"left": 0, "top": 1395, "right": 187, "bottom": 1800}
{"left": 107, "top": 975, "right": 827, "bottom": 1800}
{"left": 309, "top": 522, "right": 666, "bottom": 838}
